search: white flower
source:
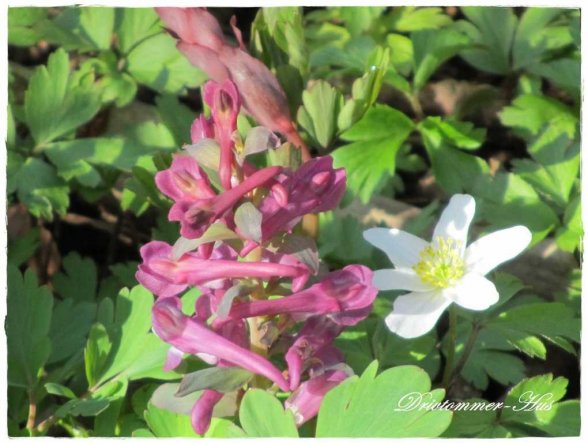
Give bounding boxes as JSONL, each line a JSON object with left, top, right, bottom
{"left": 363, "top": 194, "right": 532, "bottom": 339}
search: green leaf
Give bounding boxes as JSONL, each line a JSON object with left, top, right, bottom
{"left": 126, "top": 32, "right": 206, "bottom": 94}
{"left": 56, "top": 397, "right": 110, "bottom": 418}
{"left": 45, "top": 382, "right": 77, "bottom": 399}
{"left": 528, "top": 57, "right": 580, "bottom": 100}
{"left": 385, "top": 7, "right": 452, "bottom": 32}
{"left": 412, "top": 28, "right": 471, "bottom": 90}
{"left": 512, "top": 8, "right": 567, "bottom": 70}
{"left": 7, "top": 266, "right": 53, "bottom": 389}
{"left": 8, "top": 227, "right": 40, "bottom": 266}
{"left": 8, "top": 7, "right": 48, "bottom": 46}
{"left": 144, "top": 402, "right": 199, "bottom": 437}
{"left": 419, "top": 117, "right": 490, "bottom": 194}
{"left": 53, "top": 252, "right": 98, "bottom": 302}
{"left": 47, "top": 7, "right": 115, "bottom": 51}
{"left": 239, "top": 389, "right": 299, "bottom": 437}
{"left": 332, "top": 105, "right": 413, "bottom": 203}
{"left": 234, "top": 202, "right": 263, "bottom": 243}
{"left": 297, "top": 80, "right": 343, "bottom": 148}
{"left": 177, "top": 367, "right": 254, "bottom": 397}
{"left": 555, "top": 194, "right": 582, "bottom": 252}
{"left": 25, "top": 48, "right": 101, "bottom": 146}
{"left": 13, "top": 157, "right": 69, "bottom": 220}
{"left": 49, "top": 299, "right": 96, "bottom": 364}
{"left": 156, "top": 94, "right": 195, "bottom": 146}
{"left": 502, "top": 374, "right": 579, "bottom": 436}
{"left": 458, "top": 7, "right": 518, "bottom": 74}
{"left": 85, "top": 323, "right": 112, "bottom": 388}
{"left": 316, "top": 362, "right": 452, "bottom": 437}
{"left": 115, "top": 8, "right": 161, "bottom": 55}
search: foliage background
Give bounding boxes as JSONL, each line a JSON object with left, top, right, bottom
{"left": 6, "top": 6, "right": 581, "bottom": 438}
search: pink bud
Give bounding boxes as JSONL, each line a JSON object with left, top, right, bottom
{"left": 191, "top": 390, "right": 224, "bottom": 435}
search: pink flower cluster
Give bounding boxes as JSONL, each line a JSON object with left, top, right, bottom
{"left": 136, "top": 13, "right": 377, "bottom": 435}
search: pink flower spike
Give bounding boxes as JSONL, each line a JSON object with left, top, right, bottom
{"left": 152, "top": 298, "right": 289, "bottom": 391}
{"left": 163, "top": 346, "right": 184, "bottom": 371}
{"left": 285, "top": 317, "right": 343, "bottom": 390}
{"left": 203, "top": 80, "right": 241, "bottom": 190}
{"left": 226, "top": 265, "right": 377, "bottom": 325}
{"left": 191, "top": 389, "right": 224, "bottom": 435}
{"left": 285, "top": 369, "right": 349, "bottom": 426}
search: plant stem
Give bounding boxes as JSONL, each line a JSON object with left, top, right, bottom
{"left": 448, "top": 321, "right": 481, "bottom": 389}
{"left": 26, "top": 390, "right": 37, "bottom": 436}
{"left": 442, "top": 305, "right": 458, "bottom": 390}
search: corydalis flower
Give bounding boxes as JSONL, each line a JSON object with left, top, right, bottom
{"left": 363, "top": 194, "right": 532, "bottom": 339}
{"left": 136, "top": 241, "right": 310, "bottom": 297}
{"left": 152, "top": 297, "right": 289, "bottom": 391}
{"left": 225, "top": 265, "right": 377, "bottom": 326}
{"left": 258, "top": 156, "right": 346, "bottom": 242}
{"left": 155, "top": 7, "right": 307, "bottom": 156}
{"left": 157, "top": 158, "right": 281, "bottom": 239}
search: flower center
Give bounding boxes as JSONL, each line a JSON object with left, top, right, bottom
{"left": 413, "top": 236, "right": 465, "bottom": 289}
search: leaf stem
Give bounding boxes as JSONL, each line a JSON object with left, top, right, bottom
{"left": 26, "top": 389, "right": 37, "bottom": 436}
{"left": 442, "top": 305, "right": 458, "bottom": 390}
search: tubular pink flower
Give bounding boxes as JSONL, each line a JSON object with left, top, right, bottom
{"left": 285, "top": 317, "right": 344, "bottom": 390}
{"left": 191, "top": 389, "right": 224, "bottom": 435}
{"left": 190, "top": 115, "right": 215, "bottom": 143}
{"left": 203, "top": 80, "right": 241, "bottom": 190}
{"left": 156, "top": 7, "right": 308, "bottom": 155}
{"left": 152, "top": 298, "right": 289, "bottom": 391}
{"left": 167, "top": 165, "right": 282, "bottom": 239}
{"left": 137, "top": 241, "right": 310, "bottom": 297}
{"left": 259, "top": 156, "right": 346, "bottom": 241}
{"left": 285, "top": 369, "right": 349, "bottom": 426}
{"left": 155, "top": 155, "right": 216, "bottom": 203}
{"left": 226, "top": 265, "right": 377, "bottom": 325}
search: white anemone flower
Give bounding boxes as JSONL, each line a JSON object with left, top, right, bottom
{"left": 363, "top": 194, "right": 532, "bottom": 339}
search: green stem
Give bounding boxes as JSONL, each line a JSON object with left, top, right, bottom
{"left": 449, "top": 321, "right": 481, "bottom": 388}
{"left": 442, "top": 305, "right": 458, "bottom": 391}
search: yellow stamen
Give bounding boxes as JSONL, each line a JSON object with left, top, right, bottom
{"left": 413, "top": 237, "right": 465, "bottom": 289}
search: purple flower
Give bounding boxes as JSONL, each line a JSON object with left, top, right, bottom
{"left": 152, "top": 297, "right": 289, "bottom": 391}
{"left": 259, "top": 156, "right": 346, "bottom": 242}
{"left": 225, "top": 265, "right": 377, "bottom": 325}
{"left": 136, "top": 241, "right": 310, "bottom": 298}
{"left": 155, "top": 7, "right": 309, "bottom": 158}
{"left": 191, "top": 389, "right": 223, "bottom": 435}
{"left": 285, "top": 369, "right": 349, "bottom": 426}
{"left": 203, "top": 80, "right": 241, "bottom": 190}
{"left": 190, "top": 114, "right": 215, "bottom": 143}
{"left": 163, "top": 165, "right": 282, "bottom": 239}
{"left": 285, "top": 317, "right": 344, "bottom": 390}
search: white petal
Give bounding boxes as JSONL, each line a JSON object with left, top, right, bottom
{"left": 464, "top": 226, "right": 532, "bottom": 275}
{"left": 373, "top": 268, "right": 432, "bottom": 292}
{"left": 443, "top": 273, "right": 499, "bottom": 311}
{"left": 363, "top": 228, "right": 428, "bottom": 268}
{"left": 432, "top": 194, "right": 476, "bottom": 254}
{"left": 385, "top": 291, "right": 451, "bottom": 339}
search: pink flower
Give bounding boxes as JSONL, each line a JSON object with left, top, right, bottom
{"left": 160, "top": 164, "right": 281, "bottom": 239}
{"left": 203, "top": 80, "right": 241, "bottom": 190}
{"left": 285, "top": 317, "right": 344, "bottom": 390}
{"left": 225, "top": 265, "right": 377, "bottom": 325}
{"left": 285, "top": 369, "right": 349, "bottom": 426}
{"left": 190, "top": 115, "right": 215, "bottom": 143}
{"left": 191, "top": 389, "right": 224, "bottom": 435}
{"left": 152, "top": 297, "right": 289, "bottom": 391}
{"left": 259, "top": 156, "right": 346, "bottom": 242}
{"left": 155, "top": 7, "right": 308, "bottom": 157}
{"left": 136, "top": 241, "right": 310, "bottom": 297}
